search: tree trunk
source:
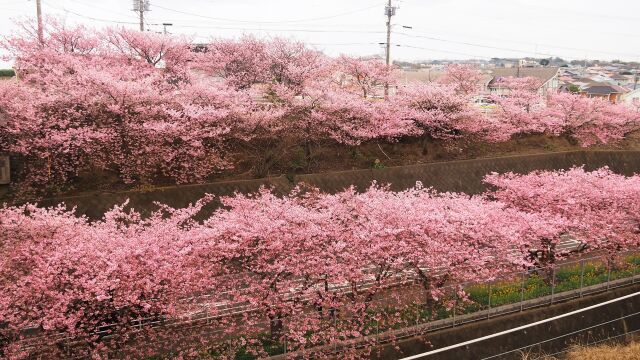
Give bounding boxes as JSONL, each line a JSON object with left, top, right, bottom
{"left": 421, "top": 134, "right": 434, "bottom": 156}
{"left": 304, "top": 139, "right": 312, "bottom": 172}
{"left": 269, "top": 312, "right": 284, "bottom": 341}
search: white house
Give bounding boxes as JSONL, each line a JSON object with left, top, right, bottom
{"left": 487, "top": 67, "right": 560, "bottom": 96}
{"left": 621, "top": 88, "right": 640, "bottom": 109}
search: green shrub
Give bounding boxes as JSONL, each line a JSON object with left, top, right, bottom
{"left": 0, "top": 69, "right": 15, "bottom": 77}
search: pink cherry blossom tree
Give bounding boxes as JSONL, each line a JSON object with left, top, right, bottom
{"left": 438, "top": 64, "right": 483, "bottom": 96}
{"left": 485, "top": 167, "right": 640, "bottom": 267}
{"left": 484, "top": 76, "right": 554, "bottom": 141}
{"left": 545, "top": 92, "right": 640, "bottom": 146}
{"left": 334, "top": 55, "right": 395, "bottom": 98}
{"left": 0, "top": 19, "right": 239, "bottom": 195}
{"left": 394, "top": 83, "right": 482, "bottom": 153}
{"left": 0, "top": 197, "right": 216, "bottom": 359}
{"left": 0, "top": 178, "right": 624, "bottom": 358}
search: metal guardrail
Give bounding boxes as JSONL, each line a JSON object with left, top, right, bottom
{"left": 15, "top": 250, "right": 639, "bottom": 359}
{"left": 271, "top": 251, "right": 640, "bottom": 359}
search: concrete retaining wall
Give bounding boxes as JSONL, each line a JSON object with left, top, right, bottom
{"left": 32, "top": 150, "right": 640, "bottom": 220}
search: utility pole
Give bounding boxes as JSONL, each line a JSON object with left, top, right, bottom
{"left": 384, "top": 0, "right": 396, "bottom": 96}
{"left": 385, "top": 0, "right": 393, "bottom": 66}
{"left": 36, "top": 0, "right": 43, "bottom": 45}
{"left": 133, "top": 0, "right": 150, "bottom": 31}
{"left": 162, "top": 23, "right": 173, "bottom": 35}
{"left": 139, "top": 0, "right": 144, "bottom": 31}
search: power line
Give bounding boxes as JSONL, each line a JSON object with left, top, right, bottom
{"left": 191, "top": 34, "right": 380, "bottom": 48}
{"left": 405, "top": 26, "right": 640, "bottom": 58}
{"left": 398, "top": 44, "right": 491, "bottom": 59}
{"left": 394, "top": 31, "right": 559, "bottom": 58}
{"left": 311, "top": 42, "right": 380, "bottom": 46}
{"left": 46, "top": 3, "right": 157, "bottom": 26}
{"left": 68, "top": 0, "right": 139, "bottom": 19}
{"left": 152, "top": 2, "right": 384, "bottom": 24}
{"left": 166, "top": 23, "right": 385, "bottom": 34}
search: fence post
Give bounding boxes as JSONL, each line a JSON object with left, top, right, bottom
{"left": 283, "top": 318, "right": 287, "bottom": 359}
{"left": 332, "top": 309, "right": 339, "bottom": 353}
{"left": 550, "top": 264, "right": 556, "bottom": 304}
{"left": 580, "top": 259, "right": 585, "bottom": 297}
{"left": 452, "top": 291, "right": 457, "bottom": 327}
{"left": 633, "top": 256, "right": 638, "bottom": 284}
{"left": 487, "top": 282, "right": 492, "bottom": 319}
{"left": 607, "top": 263, "right": 612, "bottom": 290}
{"left": 520, "top": 270, "right": 526, "bottom": 311}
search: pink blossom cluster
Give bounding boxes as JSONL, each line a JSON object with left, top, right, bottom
{"left": 485, "top": 166, "right": 640, "bottom": 261}
{"left": 1, "top": 19, "right": 639, "bottom": 195}
{"left": 3, "top": 167, "right": 639, "bottom": 358}
{"left": 486, "top": 77, "right": 640, "bottom": 143}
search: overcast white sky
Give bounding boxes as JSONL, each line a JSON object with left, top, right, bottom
{"left": 1, "top": 0, "right": 639, "bottom": 67}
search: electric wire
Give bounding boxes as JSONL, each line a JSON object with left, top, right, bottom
{"left": 151, "top": 2, "right": 384, "bottom": 24}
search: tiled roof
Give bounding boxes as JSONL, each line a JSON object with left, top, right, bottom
{"left": 583, "top": 85, "right": 624, "bottom": 95}
{"left": 488, "top": 67, "right": 559, "bottom": 87}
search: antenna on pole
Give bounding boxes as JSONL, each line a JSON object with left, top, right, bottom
{"left": 133, "top": 0, "right": 151, "bottom": 31}
{"left": 162, "top": 23, "right": 173, "bottom": 35}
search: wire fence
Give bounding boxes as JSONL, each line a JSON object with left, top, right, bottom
{"left": 15, "top": 250, "right": 640, "bottom": 359}
{"left": 274, "top": 250, "right": 640, "bottom": 359}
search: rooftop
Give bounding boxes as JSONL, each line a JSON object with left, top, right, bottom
{"left": 488, "top": 67, "right": 559, "bottom": 87}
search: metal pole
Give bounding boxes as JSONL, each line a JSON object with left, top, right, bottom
{"left": 385, "top": 0, "right": 392, "bottom": 67}
{"left": 550, "top": 265, "right": 556, "bottom": 304}
{"left": 333, "top": 314, "right": 337, "bottom": 353}
{"left": 452, "top": 293, "right": 457, "bottom": 327}
{"left": 580, "top": 259, "right": 585, "bottom": 297}
{"left": 139, "top": 0, "right": 144, "bottom": 31}
{"left": 520, "top": 271, "right": 526, "bottom": 311}
{"left": 487, "top": 283, "right": 492, "bottom": 319}
{"left": 384, "top": 0, "right": 393, "bottom": 97}
{"left": 36, "top": 0, "right": 43, "bottom": 45}
{"left": 607, "top": 264, "right": 612, "bottom": 290}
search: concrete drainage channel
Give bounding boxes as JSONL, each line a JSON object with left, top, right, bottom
{"left": 383, "top": 286, "right": 640, "bottom": 360}
{"left": 266, "top": 274, "right": 640, "bottom": 360}
{"left": 373, "top": 283, "right": 640, "bottom": 359}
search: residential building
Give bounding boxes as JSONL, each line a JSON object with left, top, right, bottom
{"left": 621, "top": 88, "right": 640, "bottom": 108}
{"left": 487, "top": 67, "right": 560, "bottom": 96}
{"left": 581, "top": 84, "right": 626, "bottom": 103}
